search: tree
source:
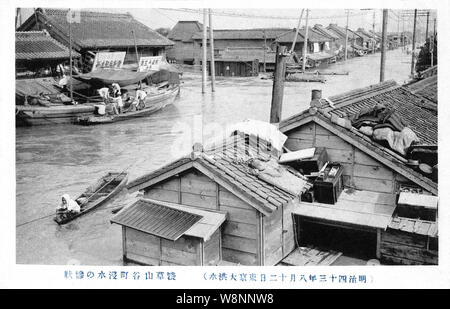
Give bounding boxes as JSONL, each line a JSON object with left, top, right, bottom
{"left": 155, "top": 27, "right": 171, "bottom": 37}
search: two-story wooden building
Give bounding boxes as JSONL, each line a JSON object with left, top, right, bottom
{"left": 18, "top": 8, "right": 174, "bottom": 72}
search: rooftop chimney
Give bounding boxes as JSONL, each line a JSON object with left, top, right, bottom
{"left": 309, "top": 89, "right": 323, "bottom": 115}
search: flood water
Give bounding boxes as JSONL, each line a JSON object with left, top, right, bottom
{"left": 16, "top": 48, "right": 413, "bottom": 265}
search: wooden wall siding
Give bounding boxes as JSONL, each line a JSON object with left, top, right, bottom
{"left": 285, "top": 122, "right": 397, "bottom": 194}
{"left": 218, "top": 187, "right": 259, "bottom": 266}
{"left": 380, "top": 229, "right": 438, "bottom": 265}
{"left": 144, "top": 169, "right": 260, "bottom": 266}
{"left": 263, "top": 203, "right": 283, "bottom": 265}
{"left": 167, "top": 41, "right": 196, "bottom": 62}
{"left": 204, "top": 229, "right": 221, "bottom": 266}
{"left": 124, "top": 227, "right": 202, "bottom": 266}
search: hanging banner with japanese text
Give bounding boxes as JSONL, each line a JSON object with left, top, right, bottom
{"left": 138, "top": 56, "right": 163, "bottom": 72}
{"left": 92, "top": 52, "right": 126, "bottom": 71}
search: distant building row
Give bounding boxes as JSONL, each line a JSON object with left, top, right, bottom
{"left": 166, "top": 21, "right": 412, "bottom": 75}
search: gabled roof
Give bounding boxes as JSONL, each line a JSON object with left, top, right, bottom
{"left": 275, "top": 27, "right": 331, "bottom": 43}
{"left": 280, "top": 80, "right": 438, "bottom": 195}
{"left": 18, "top": 9, "right": 173, "bottom": 50}
{"left": 313, "top": 24, "right": 340, "bottom": 40}
{"left": 168, "top": 21, "right": 203, "bottom": 42}
{"left": 16, "top": 31, "right": 80, "bottom": 60}
{"left": 127, "top": 134, "right": 309, "bottom": 216}
{"left": 326, "top": 24, "right": 359, "bottom": 40}
{"left": 356, "top": 28, "right": 378, "bottom": 41}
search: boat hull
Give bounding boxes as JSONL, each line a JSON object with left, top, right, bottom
{"left": 16, "top": 104, "right": 97, "bottom": 126}
{"left": 77, "top": 85, "right": 180, "bottom": 125}
{"left": 54, "top": 172, "right": 128, "bottom": 225}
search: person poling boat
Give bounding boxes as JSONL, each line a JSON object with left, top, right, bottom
{"left": 54, "top": 171, "right": 129, "bottom": 225}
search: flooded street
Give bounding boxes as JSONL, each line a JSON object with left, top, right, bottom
{"left": 16, "top": 48, "right": 412, "bottom": 265}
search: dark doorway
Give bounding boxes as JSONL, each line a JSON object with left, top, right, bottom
{"left": 297, "top": 217, "right": 377, "bottom": 260}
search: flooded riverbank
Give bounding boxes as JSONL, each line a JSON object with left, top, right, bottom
{"left": 16, "top": 48, "right": 413, "bottom": 265}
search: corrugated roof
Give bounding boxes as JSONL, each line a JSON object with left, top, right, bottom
{"left": 111, "top": 199, "right": 202, "bottom": 241}
{"left": 20, "top": 9, "right": 173, "bottom": 49}
{"left": 16, "top": 31, "right": 80, "bottom": 60}
{"left": 127, "top": 134, "right": 309, "bottom": 216}
{"left": 16, "top": 77, "right": 63, "bottom": 98}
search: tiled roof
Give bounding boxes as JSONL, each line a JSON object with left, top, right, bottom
{"left": 275, "top": 27, "right": 331, "bottom": 43}
{"left": 168, "top": 21, "right": 203, "bottom": 42}
{"left": 356, "top": 28, "right": 378, "bottom": 40}
{"left": 313, "top": 24, "right": 340, "bottom": 40}
{"left": 128, "top": 134, "right": 309, "bottom": 215}
{"left": 406, "top": 75, "right": 438, "bottom": 105}
{"left": 326, "top": 24, "right": 359, "bottom": 40}
{"left": 279, "top": 80, "right": 438, "bottom": 194}
{"left": 111, "top": 199, "right": 202, "bottom": 241}
{"left": 21, "top": 9, "right": 173, "bottom": 49}
{"left": 325, "top": 83, "right": 437, "bottom": 145}
{"left": 16, "top": 31, "right": 80, "bottom": 60}
{"left": 192, "top": 28, "right": 293, "bottom": 40}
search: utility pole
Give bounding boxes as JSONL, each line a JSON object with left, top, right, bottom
{"left": 68, "top": 9, "right": 74, "bottom": 102}
{"left": 302, "top": 9, "right": 309, "bottom": 72}
{"left": 263, "top": 30, "right": 267, "bottom": 72}
{"left": 425, "top": 11, "right": 429, "bottom": 42}
{"left": 372, "top": 10, "right": 376, "bottom": 53}
{"left": 380, "top": 9, "right": 388, "bottom": 82}
{"left": 397, "top": 12, "right": 400, "bottom": 48}
{"left": 209, "top": 9, "right": 215, "bottom": 92}
{"left": 202, "top": 9, "right": 207, "bottom": 94}
{"left": 431, "top": 17, "right": 436, "bottom": 67}
{"left": 344, "top": 9, "right": 349, "bottom": 60}
{"left": 270, "top": 45, "right": 287, "bottom": 124}
{"left": 290, "top": 9, "right": 304, "bottom": 53}
{"left": 411, "top": 9, "right": 417, "bottom": 76}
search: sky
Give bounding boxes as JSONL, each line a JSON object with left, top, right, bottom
{"left": 18, "top": 8, "right": 435, "bottom": 36}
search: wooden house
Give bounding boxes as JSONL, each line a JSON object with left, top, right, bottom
{"left": 15, "top": 30, "right": 80, "bottom": 79}
{"left": 167, "top": 21, "right": 204, "bottom": 65}
{"left": 111, "top": 198, "right": 226, "bottom": 266}
{"left": 279, "top": 80, "right": 438, "bottom": 265}
{"left": 17, "top": 8, "right": 174, "bottom": 72}
{"left": 124, "top": 134, "right": 309, "bottom": 266}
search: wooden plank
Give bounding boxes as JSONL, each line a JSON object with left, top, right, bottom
{"left": 161, "top": 235, "right": 199, "bottom": 254}
{"left": 222, "top": 221, "right": 257, "bottom": 240}
{"left": 161, "top": 237, "right": 200, "bottom": 265}
{"left": 339, "top": 189, "right": 396, "bottom": 206}
{"left": 354, "top": 148, "right": 382, "bottom": 166}
{"left": 219, "top": 205, "right": 257, "bottom": 225}
{"left": 380, "top": 254, "right": 424, "bottom": 265}
{"left": 381, "top": 230, "right": 428, "bottom": 248}
{"left": 315, "top": 134, "right": 353, "bottom": 150}
{"left": 151, "top": 176, "right": 180, "bottom": 191}
{"left": 218, "top": 188, "right": 254, "bottom": 210}
{"left": 281, "top": 246, "right": 342, "bottom": 266}
{"left": 352, "top": 176, "right": 393, "bottom": 193}
{"left": 126, "top": 252, "right": 160, "bottom": 266}
{"left": 286, "top": 131, "right": 315, "bottom": 140}
{"left": 222, "top": 248, "right": 258, "bottom": 265}
{"left": 282, "top": 202, "right": 297, "bottom": 258}
{"left": 204, "top": 229, "right": 221, "bottom": 266}
{"left": 181, "top": 192, "right": 217, "bottom": 209}
{"left": 380, "top": 242, "right": 438, "bottom": 265}
{"left": 326, "top": 148, "right": 354, "bottom": 163}
{"left": 144, "top": 188, "right": 180, "bottom": 203}
{"left": 126, "top": 228, "right": 161, "bottom": 259}
{"left": 353, "top": 163, "right": 394, "bottom": 181}
{"left": 180, "top": 172, "right": 218, "bottom": 197}
{"left": 222, "top": 235, "right": 258, "bottom": 254}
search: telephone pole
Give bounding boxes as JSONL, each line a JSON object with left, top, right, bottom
{"left": 380, "top": 9, "right": 388, "bottom": 82}
{"left": 270, "top": 45, "right": 287, "bottom": 124}
{"left": 372, "top": 10, "right": 376, "bottom": 53}
{"left": 344, "top": 9, "right": 350, "bottom": 61}
{"left": 302, "top": 9, "right": 309, "bottom": 72}
{"left": 263, "top": 30, "right": 267, "bottom": 72}
{"left": 411, "top": 9, "right": 417, "bottom": 76}
{"left": 209, "top": 9, "right": 215, "bottom": 92}
{"left": 425, "top": 11, "right": 429, "bottom": 42}
{"left": 202, "top": 9, "right": 207, "bottom": 94}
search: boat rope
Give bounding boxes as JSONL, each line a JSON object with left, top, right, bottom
{"left": 17, "top": 164, "right": 134, "bottom": 228}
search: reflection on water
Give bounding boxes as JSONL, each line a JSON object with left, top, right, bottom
{"left": 16, "top": 49, "right": 412, "bottom": 265}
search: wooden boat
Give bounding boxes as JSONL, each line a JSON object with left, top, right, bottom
{"left": 76, "top": 84, "right": 180, "bottom": 125}
{"left": 54, "top": 171, "right": 128, "bottom": 225}
{"left": 16, "top": 103, "right": 97, "bottom": 126}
